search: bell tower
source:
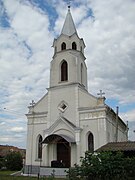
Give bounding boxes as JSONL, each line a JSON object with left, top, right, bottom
{"left": 50, "top": 6, "right": 88, "bottom": 90}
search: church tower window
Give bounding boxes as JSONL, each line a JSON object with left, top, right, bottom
{"left": 88, "top": 132, "right": 94, "bottom": 153}
{"left": 58, "top": 101, "right": 68, "bottom": 112}
{"left": 72, "top": 42, "right": 77, "bottom": 50}
{"left": 61, "top": 60, "right": 68, "bottom": 81}
{"left": 80, "top": 46, "right": 82, "bottom": 52}
{"left": 81, "top": 63, "right": 83, "bottom": 84}
{"left": 55, "top": 46, "right": 57, "bottom": 53}
{"left": 61, "top": 42, "right": 66, "bottom": 50}
{"left": 38, "top": 135, "right": 42, "bottom": 159}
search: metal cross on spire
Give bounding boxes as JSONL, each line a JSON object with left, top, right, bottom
{"left": 97, "top": 90, "right": 105, "bottom": 98}
{"left": 67, "top": 0, "right": 71, "bottom": 9}
{"left": 30, "top": 100, "right": 35, "bottom": 106}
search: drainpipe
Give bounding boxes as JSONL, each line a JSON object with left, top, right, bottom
{"left": 115, "top": 106, "right": 119, "bottom": 142}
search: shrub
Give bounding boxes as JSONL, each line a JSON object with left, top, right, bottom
{"left": 67, "top": 151, "right": 135, "bottom": 180}
{"left": 5, "top": 152, "right": 23, "bottom": 171}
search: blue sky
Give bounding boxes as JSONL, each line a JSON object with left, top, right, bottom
{"left": 0, "top": 0, "right": 135, "bottom": 148}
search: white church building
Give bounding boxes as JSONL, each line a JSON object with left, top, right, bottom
{"left": 25, "top": 7, "right": 128, "bottom": 175}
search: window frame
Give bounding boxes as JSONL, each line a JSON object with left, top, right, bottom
{"left": 61, "top": 42, "right": 66, "bottom": 50}
{"left": 61, "top": 60, "right": 68, "bottom": 82}
{"left": 72, "top": 42, "right": 77, "bottom": 50}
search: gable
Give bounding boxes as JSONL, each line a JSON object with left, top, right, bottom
{"left": 30, "top": 93, "right": 48, "bottom": 113}
{"left": 78, "top": 88, "right": 98, "bottom": 108}
{"left": 44, "top": 117, "right": 79, "bottom": 137}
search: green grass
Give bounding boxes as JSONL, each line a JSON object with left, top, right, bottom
{"left": 0, "top": 171, "right": 66, "bottom": 180}
{"left": 0, "top": 176, "right": 37, "bottom": 180}
{"left": 0, "top": 170, "right": 17, "bottom": 175}
{"left": 0, "top": 176, "right": 66, "bottom": 180}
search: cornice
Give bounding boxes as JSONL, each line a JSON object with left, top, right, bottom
{"left": 26, "top": 111, "right": 48, "bottom": 118}
{"left": 48, "top": 82, "right": 87, "bottom": 91}
{"left": 78, "top": 105, "right": 106, "bottom": 113}
{"left": 52, "top": 49, "right": 86, "bottom": 60}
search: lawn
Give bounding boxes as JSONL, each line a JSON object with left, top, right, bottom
{"left": 0, "top": 171, "right": 66, "bottom": 180}
{"left": 0, "top": 171, "right": 35, "bottom": 179}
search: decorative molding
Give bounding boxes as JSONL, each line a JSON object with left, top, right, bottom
{"left": 80, "top": 111, "right": 105, "bottom": 120}
{"left": 78, "top": 106, "right": 106, "bottom": 112}
{"left": 26, "top": 111, "right": 47, "bottom": 117}
{"left": 48, "top": 82, "right": 84, "bottom": 91}
{"left": 28, "top": 117, "right": 47, "bottom": 125}
{"left": 58, "top": 101, "right": 68, "bottom": 113}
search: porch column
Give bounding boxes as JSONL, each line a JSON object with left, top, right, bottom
{"left": 76, "top": 142, "right": 81, "bottom": 165}
{"left": 75, "top": 130, "right": 81, "bottom": 165}
{"left": 44, "top": 144, "right": 49, "bottom": 166}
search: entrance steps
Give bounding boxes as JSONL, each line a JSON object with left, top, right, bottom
{"left": 24, "top": 165, "right": 69, "bottom": 178}
{"left": 40, "top": 167, "right": 69, "bottom": 178}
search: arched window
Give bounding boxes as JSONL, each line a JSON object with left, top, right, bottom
{"left": 38, "top": 135, "right": 42, "bottom": 159}
{"left": 81, "top": 63, "right": 83, "bottom": 84}
{"left": 72, "top": 42, "right": 77, "bottom": 50}
{"left": 88, "top": 132, "right": 94, "bottom": 153}
{"left": 55, "top": 46, "right": 57, "bottom": 53}
{"left": 61, "top": 60, "right": 68, "bottom": 81}
{"left": 80, "top": 46, "right": 82, "bottom": 52}
{"left": 61, "top": 42, "right": 66, "bottom": 50}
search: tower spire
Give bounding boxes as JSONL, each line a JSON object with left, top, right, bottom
{"left": 61, "top": 5, "right": 77, "bottom": 36}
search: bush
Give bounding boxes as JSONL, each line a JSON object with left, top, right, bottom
{"left": 5, "top": 152, "right": 23, "bottom": 171}
{"left": 67, "top": 151, "right": 135, "bottom": 180}
{"left": 0, "top": 157, "right": 6, "bottom": 169}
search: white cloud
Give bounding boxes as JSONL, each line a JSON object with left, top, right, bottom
{"left": 54, "top": 2, "right": 89, "bottom": 35}
{"left": 0, "top": 136, "right": 25, "bottom": 145}
{"left": 10, "top": 126, "right": 25, "bottom": 133}
{"left": 76, "top": 0, "right": 135, "bottom": 104}
{"left": 1, "top": 0, "right": 53, "bottom": 110}
{"left": 0, "top": 137, "right": 11, "bottom": 143}
{"left": 0, "top": 122, "right": 5, "bottom": 125}
{"left": 0, "top": 0, "right": 135, "bottom": 147}
{"left": 0, "top": 0, "right": 53, "bottom": 147}
{"left": 121, "top": 109, "right": 135, "bottom": 123}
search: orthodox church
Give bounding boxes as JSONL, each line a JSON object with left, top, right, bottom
{"left": 25, "top": 7, "right": 128, "bottom": 174}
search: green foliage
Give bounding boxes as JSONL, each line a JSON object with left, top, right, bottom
{"left": 5, "top": 152, "right": 23, "bottom": 171}
{"left": 66, "top": 165, "right": 82, "bottom": 180}
{"left": 0, "top": 157, "right": 5, "bottom": 169}
{"left": 67, "top": 151, "right": 135, "bottom": 180}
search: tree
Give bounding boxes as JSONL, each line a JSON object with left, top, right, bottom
{"left": 5, "top": 151, "right": 23, "bottom": 171}
{"left": 67, "top": 151, "right": 135, "bottom": 180}
{"left": 0, "top": 157, "right": 5, "bottom": 169}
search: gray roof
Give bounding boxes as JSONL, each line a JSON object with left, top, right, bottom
{"left": 61, "top": 8, "right": 77, "bottom": 36}
{"left": 96, "top": 141, "right": 135, "bottom": 152}
{"left": 42, "top": 134, "right": 75, "bottom": 144}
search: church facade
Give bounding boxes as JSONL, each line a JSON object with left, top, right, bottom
{"left": 25, "top": 7, "right": 128, "bottom": 173}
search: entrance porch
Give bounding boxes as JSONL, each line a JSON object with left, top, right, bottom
{"left": 42, "top": 134, "right": 75, "bottom": 168}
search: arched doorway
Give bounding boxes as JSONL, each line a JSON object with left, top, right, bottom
{"left": 42, "top": 134, "right": 71, "bottom": 167}
{"left": 57, "top": 139, "right": 70, "bottom": 167}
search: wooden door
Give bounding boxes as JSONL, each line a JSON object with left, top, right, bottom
{"left": 57, "top": 142, "right": 70, "bottom": 167}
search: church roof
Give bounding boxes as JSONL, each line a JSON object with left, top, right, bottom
{"left": 96, "top": 141, "right": 135, "bottom": 152}
{"left": 61, "top": 7, "right": 77, "bottom": 36}
{"left": 42, "top": 134, "right": 75, "bottom": 144}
